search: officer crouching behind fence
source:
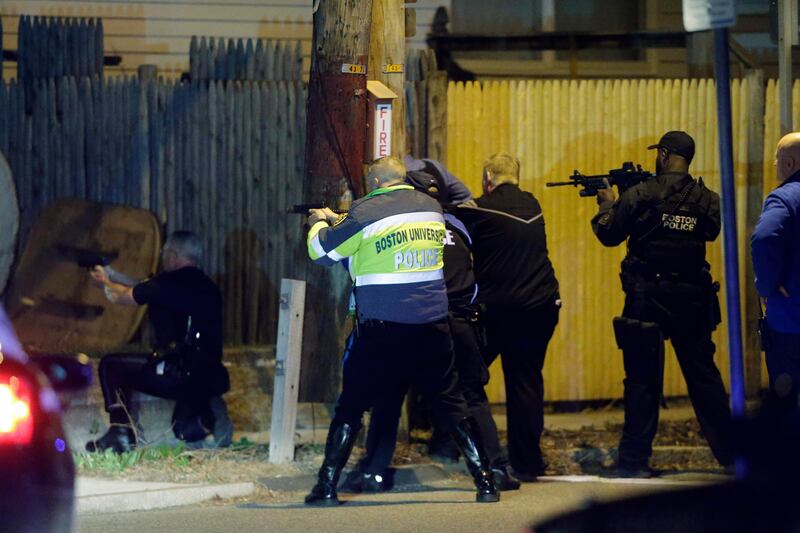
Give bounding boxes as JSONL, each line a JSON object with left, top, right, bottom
{"left": 304, "top": 156, "right": 498, "bottom": 506}
{"left": 591, "top": 131, "right": 733, "bottom": 477}
{"left": 85, "top": 231, "right": 232, "bottom": 453}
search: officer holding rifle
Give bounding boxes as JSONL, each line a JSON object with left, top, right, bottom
{"left": 586, "top": 131, "right": 732, "bottom": 477}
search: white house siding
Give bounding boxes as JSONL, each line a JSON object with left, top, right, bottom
{"left": 1, "top": 0, "right": 450, "bottom": 80}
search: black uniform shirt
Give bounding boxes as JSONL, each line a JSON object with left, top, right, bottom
{"left": 443, "top": 213, "right": 477, "bottom": 310}
{"left": 456, "top": 183, "right": 559, "bottom": 310}
{"left": 591, "top": 172, "right": 721, "bottom": 273}
{"left": 133, "top": 266, "right": 224, "bottom": 368}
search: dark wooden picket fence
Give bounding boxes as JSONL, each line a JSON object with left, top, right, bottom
{"left": 0, "top": 11, "right": 446, "bottom": 346}
{"left": 405, "top": 49, "right": 448, "bottom": 162}
{"left": 16, "top": 16, "right": 104, "bottom": 80}
{"left": 189, "top": 37, "right": 303, "bottom": 82}
{"left": 0, "top": 75, "right": 307, "bottom": 345}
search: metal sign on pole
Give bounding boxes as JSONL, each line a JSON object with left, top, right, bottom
{"left": 683, "top": 0, "right": 746, "bottom": 462}
{"left": 683, "top": 0, "right": 737, "bottom": 32}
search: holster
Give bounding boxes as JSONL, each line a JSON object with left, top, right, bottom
{"left": 148, "top": 342, "right": 196, "bottom": 383}
{"left": 612, "top": 316, "right": 665, "bottom": 388}
{"left": 709, "top": 281, "right": 722, "bottom": 330}
{"left": 758, "top": 316, "right": 771, "bottom": 352}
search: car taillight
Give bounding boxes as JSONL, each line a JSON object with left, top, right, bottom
{"left": 0, "top": 374, "right": 34, "bottom": 445}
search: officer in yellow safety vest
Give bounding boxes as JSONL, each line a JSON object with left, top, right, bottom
{"left": 303, "top": 156, "right": 498, "bottom": 506}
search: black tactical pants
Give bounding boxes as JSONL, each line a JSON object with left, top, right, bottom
{"left": 98, "top": 353, "right": 230, "bottom": 443}
{"left": 99, "top": 353, "right": 193, "bottom": 425}
{"left": 616, "top": 277, "right": 732, "bottom": 468}
{"left": 483, "top": 296, "right": 560, "bottom": 476}
{"left": 359, "top": 312, "right": 504, "bottom": 475}
{"left": 333, "top": 318, "right": 469, "bottom": 433}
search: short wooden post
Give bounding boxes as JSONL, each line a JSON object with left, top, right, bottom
{"left": 269, "top": 278, "right": 307, "bottom": 463}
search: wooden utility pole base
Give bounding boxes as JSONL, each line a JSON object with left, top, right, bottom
{"left": 269, "top": 278, "right": 306, "bottom": 464}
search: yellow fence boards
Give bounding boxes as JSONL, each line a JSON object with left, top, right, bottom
{"left": 446, "top": 78, "right": 763, "bottom": 402}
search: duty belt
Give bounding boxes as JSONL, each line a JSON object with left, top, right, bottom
{"left": 622, "top": 258, "right": 708, "bottom": 284}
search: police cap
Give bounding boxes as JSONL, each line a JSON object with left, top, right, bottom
{"left": 648, "top": 131, "right": 695, "bottom": 162}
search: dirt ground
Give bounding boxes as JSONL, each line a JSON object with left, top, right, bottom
{"left": 76, "top": 417, "right": 721, "bottom": 485}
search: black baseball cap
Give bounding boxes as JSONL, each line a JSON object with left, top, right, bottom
{"left": 648, "top": 131, "right": 695, "bottom": 162}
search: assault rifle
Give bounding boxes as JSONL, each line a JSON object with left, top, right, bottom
{"left": 546, "top": 162, "right": 654, "bottom": 197}
{"left": 287, "top": 203, "right": 347, "bottom": 214}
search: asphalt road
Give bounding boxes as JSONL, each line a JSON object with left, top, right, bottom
{"left": 77, "top": 477, "right": 697, "bottom": 533}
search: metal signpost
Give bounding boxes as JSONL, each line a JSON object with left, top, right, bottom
{"left": 683, "top": 0, "right": 746, "bottom": 430}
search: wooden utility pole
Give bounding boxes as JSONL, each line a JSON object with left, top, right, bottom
{"left": 300, "top": 0, "right": 372, "bottom": 402}
{"left": 778, "top": 0, "right": 795, "bottom": 134}
{"left": 369, "top": 0, "right": 406, "bottom": 157}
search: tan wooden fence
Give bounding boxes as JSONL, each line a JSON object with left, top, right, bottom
{"left": 445, "top": 76, "right": 788, "bottom": 402}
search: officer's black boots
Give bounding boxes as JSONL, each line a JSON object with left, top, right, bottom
{"left": 450, "top": 417, "right": 500, "bottom": 503}
{"left": 492, "top": 467, "right": 522, "bottom": 490}
{"left": 85, "top": 425, "right": 136, "bottom": 454}
{"left": 305, "top": 421, "right": 359, "bottom": 506}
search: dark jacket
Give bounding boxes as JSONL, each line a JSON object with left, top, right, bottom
{"left": 456, "top": 183, "right": 559, "bottom": 310}
{"left": 752, "top": 171, "right": 800, "bottom": 333}
{"left": 592, "top": 172, "right": 720, "bottom": 278}
{"left": 443, "top": 212, "right": 477, "bottom": 310}
{"left": 133, "top": 266, "right": 228, "bottom": 394}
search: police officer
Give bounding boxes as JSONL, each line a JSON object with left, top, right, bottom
{"left": 752, "top": 132, "right": 800, "bottom": 399}
{"left": 346, "top": 162, "right": 518, "bottom": 493}
{"left": 86, "top": 231, "right": 232, "bottom": 453}
{"left": 304, "top": 156, "right": 498, "bottom": 505}
{"left": 456, "top": 153, "right": 561, "bottom": 482}
{"left": 591, "top": 131, "right": 732, "bottom": 477}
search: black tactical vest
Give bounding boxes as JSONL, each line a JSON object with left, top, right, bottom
{"left": 626, "top": 174, "right": 714, "bottom": 276}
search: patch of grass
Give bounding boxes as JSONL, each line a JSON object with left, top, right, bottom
{"left": 231, "top": 437, "right": 257, "bottom": 451}
{"left": 74, "top": 442, "right": 189, "bottom": 475}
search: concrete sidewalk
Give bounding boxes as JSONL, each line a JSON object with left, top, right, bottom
{"left": 76, "top": 477, "right": 255, "bottom": 515}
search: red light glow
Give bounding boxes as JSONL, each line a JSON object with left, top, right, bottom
{"left": 0, "top": 375, "right": 34, "bottom": 445}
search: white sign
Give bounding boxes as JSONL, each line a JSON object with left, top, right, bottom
{"left": 683, "top": 0, "right": 737, "bottom": 32}
{"left": 373, "top": 103, "right": 392, "bottom": 159}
